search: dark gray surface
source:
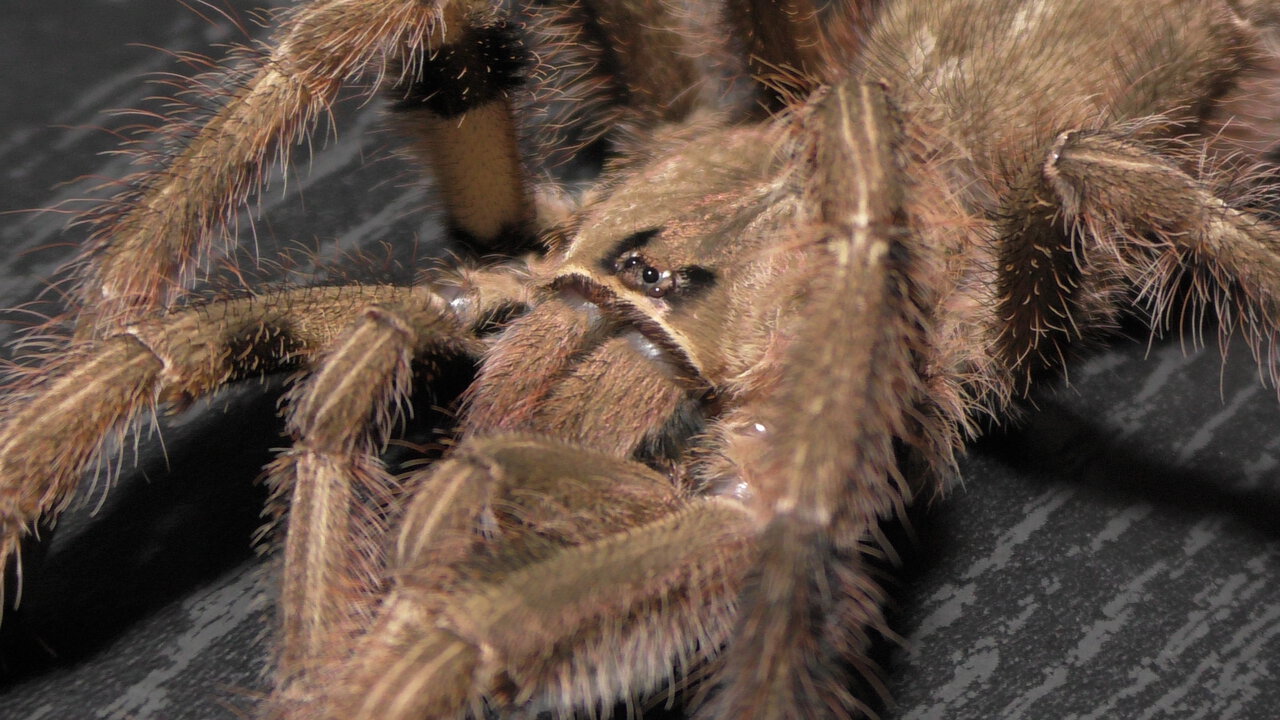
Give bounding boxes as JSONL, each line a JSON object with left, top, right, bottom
{"left": 0, "top": 2, "right": 1277, "bottom": 719}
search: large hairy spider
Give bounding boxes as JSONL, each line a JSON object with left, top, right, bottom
{"left": 3, "top": 0, "right": 1280, "bottom": 718}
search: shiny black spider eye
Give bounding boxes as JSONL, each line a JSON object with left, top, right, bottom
{"left": 623, "top": 256, "right": 644, "bottom": 269}
{"left": 642, "top": 266, "right": 660, "bottom": 284}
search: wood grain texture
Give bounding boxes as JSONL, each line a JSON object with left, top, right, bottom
{"left": 0, "top": 2, "right": 1276, "bottom": 718}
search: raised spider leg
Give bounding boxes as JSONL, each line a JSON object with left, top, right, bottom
{"left": 266, "top": 286, "right": 490, "bottom": 688}
{"left": 698, "top": 82, "right": 944, "bottom": 719}
{"left": 279, "top": 435, "right": 757, "bottom": 720}
{"left": 74, "top": 0, "right": 733, "bottom": 334}
{"left": 0, "top": 284, "right": 482, "bottom": 606}
{"left": 76, "top": 0, "right": 530, "bottom": 334}
{"left": 1043, "top": 130, "right": 1280, "bottom": 376}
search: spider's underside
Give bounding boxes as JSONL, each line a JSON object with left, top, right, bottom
{"left": 2, "top": 1, "right": 1280, "bottom": 719}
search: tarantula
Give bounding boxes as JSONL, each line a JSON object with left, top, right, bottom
{"left": 3, "top": 0, "right": 1280, "bottom": 718}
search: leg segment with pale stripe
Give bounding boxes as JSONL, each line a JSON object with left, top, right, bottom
{"left": 283, "top": 436, "right": 757, "bottom": 720}
{"left": 267, "top": 293, "right": 483, "bottom": 690}
{"left": 77, "top": 0, "right": 535, "bottom": 332}
{"left": 1044, "top": 130, "right": 1280, "bottom": 379}
{"left": 0, "top": 285, "right": 483, "bottom": 604}
{"left": 702, "top": 82, "right": 945, "bottom": 719}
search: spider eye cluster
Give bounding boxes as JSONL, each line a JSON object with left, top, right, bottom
{"left": 617, "top": 253, "right": 676, "bottom": 298}
{"left": 600, "top": 228, "right": 717, "bottom": 301}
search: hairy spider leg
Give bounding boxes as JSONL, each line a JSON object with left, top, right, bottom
{"left": 73, "top": 0, "right": 526, "bottom": 335}
{"left": 0, "top": 284, "right": 483, "bottom": 610}
{"left": 700, "top": 82, "right": 941, "bottom": 719}
{"left": 266, "top": 289, "right": 485, "bottom": 690}
{"left": 725, "top": 0, "right": 878, "bottom": 108}
{"left": 1046, "top": 130, "right": 1280, "bottom": 384}
{"left": 280, "top": 436, "right": 756, "bottom": 720}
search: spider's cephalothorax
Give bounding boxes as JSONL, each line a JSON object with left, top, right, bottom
{"left": 3, "top": 0, "right": 1280, "bottom": 718}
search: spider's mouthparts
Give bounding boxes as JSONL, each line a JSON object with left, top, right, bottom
{"left": 553, "top": 274, "right": 710, "bottom": 393}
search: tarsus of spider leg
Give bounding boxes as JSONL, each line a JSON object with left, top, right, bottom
{"left": 0, "top": 285, "right": 480, "bottom": 607}
{"left": 1045, "top": 130, "right": 1280, "bottom": 388}
{"left": 74, "top": 0, "right": 506, "bottom": 334}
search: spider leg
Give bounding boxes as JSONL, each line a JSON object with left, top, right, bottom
{"left": 701, "top": 82, "right": 943, "bottom": 719}
{"left": 0, "top": 285, "right": 481, "bottom": 603}
{"left": 521, "top": 0, "right": 708, "bottom": 149}
{"left": 266, "top": 290, "right": 485, "bottom": 690}
{"left": 285, "top": 436, "right": 756, "bottom": 720}
{"left": 77, "top": 0, "right": 531, "bottom": 332}
{"left": 1042, "top": 130, "right": 1280, "bottom": 376}
{"left": 724, "top": 0, "right": 879, "bottom": 106}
